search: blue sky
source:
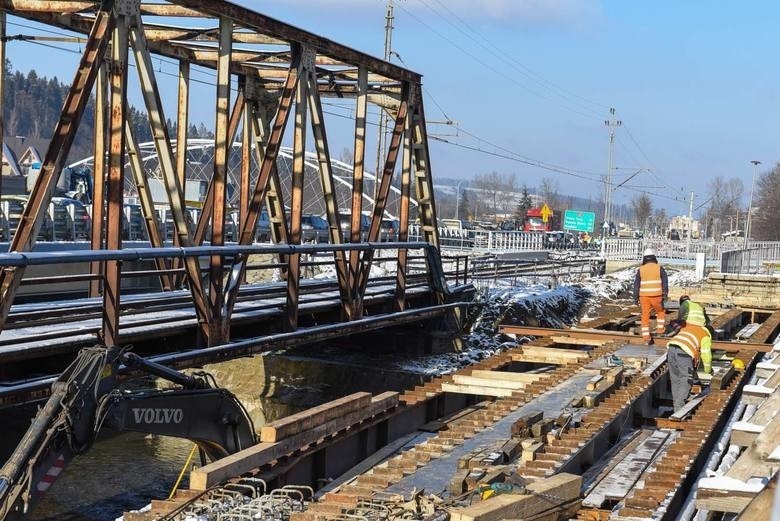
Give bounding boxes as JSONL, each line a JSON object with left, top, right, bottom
{"left": 4, "top": 1, "right": 778, "bottom": 215}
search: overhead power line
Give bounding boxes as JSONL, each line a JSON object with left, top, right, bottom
{"left": 394, "top": 2, "right": 601, "bottom": 121}
{"left": 423, "top": 0, "right": 608, "bottom": 115}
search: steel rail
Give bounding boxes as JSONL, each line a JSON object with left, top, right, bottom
{"left": 0, "top": 302, "right": 464, "bottom": 407}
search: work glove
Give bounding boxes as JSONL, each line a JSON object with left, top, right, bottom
{"left": 702, "top": 364, "right": 712, "bottom": 375}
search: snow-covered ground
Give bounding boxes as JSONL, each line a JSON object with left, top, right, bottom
{"left": 397, "top": 269, "right": 637, "bottom": 375}
{"left": 667, "top": 269, "right": 699, "bottom": 287}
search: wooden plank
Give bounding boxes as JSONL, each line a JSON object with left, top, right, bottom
{"left": 755, "top": 362, "right": 780, "bottom": 379}
{"left": 727, "top": 411, "right": 780, "bottom": 482}
{"left": 453, "top": 374, "right": 525, "bottom": 390}
{"left": 192, "top": 393, "right": 398, "bottom": 490}
{"left": 750, "top": 309, "right": 780, "bottom": 344}
{"left": 669, "top": 394, "right": 707, "bottom": 421}
{"left": 736, "top": 473, "right": 778, "bottom": 521}
{"left": 499, "top": 325, "right": 772, "bottom": 353}
{"left": 471, "top": 370, "right": 545, "bottom": 383}
{"left": 743, "top": 390, "right": 780, "bottom": 427}
{"left": 441, "top": 382, "right": 514, "bottom": 397}
{"left": 521, "top": 345, "right": 589, "bottom": 359}
{"left": 521, "top": 441, "right": 544, "bottom": 462}
{"left": 550, "top": 335, "right": 608, "bottom": 347}
{"left": 712, "top": 365, "right": 736, "bottom": 390}
{"left": 511, "top": 353, "right": 574, "bottom": 366}
{"left": 448, "top": 473, "right": 582, "bottom": 521}
{"left": 260, "top": 392, "right": 372, "bottom": 442}
{"left": 586, "top": 375, "right": 603, "bottom": 391}
{"left": 730, "top": 422, "right": 764, "bottom": 447}
{"left": 511, "top": 411, "right": 544, "bottom": 437}
{"left": 695, "top": 476, "right": 766, "bottom": 514}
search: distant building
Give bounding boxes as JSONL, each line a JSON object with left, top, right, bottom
{"left": 669, "top": 215, "right": 701, "bottom": 239}
{"left": 2, "top": 137, "right": 49, "bottom": 178}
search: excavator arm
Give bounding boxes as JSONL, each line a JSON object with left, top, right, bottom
{"left": 0, "top": 346, "right": 256, "bottom": 521}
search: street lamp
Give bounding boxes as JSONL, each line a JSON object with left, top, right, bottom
{"left": 745, "top": 160, "right": 761, "bottom": 247}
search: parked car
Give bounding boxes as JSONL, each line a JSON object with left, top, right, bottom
{"left": 0, "top": 195, "right": 54, "bottom": 241}
{"left": 301, "top": 214, "right": 329, "bottom": 243}
{"left": 51, "top": 197, "right": 92, "bottom": 240}
{"left": 123, "top": 203, "right": 149, "bottom": 241}
{"left": 336, "top": 213, "right": 371, "bottom": 242}
{"left": 380, "top": 219, "right": 400, "bottom": 241}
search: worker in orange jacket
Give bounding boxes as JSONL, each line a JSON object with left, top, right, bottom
{"left": 633, "top": 248, "right": 668, "bottom": 345}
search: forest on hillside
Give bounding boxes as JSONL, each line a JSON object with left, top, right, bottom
{"left": 1, "top": 60, "right": 214, "bottom": 162}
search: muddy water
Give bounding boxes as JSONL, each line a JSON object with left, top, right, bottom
{"left": 2, "top": 351, "right": 425, "bottom": 520}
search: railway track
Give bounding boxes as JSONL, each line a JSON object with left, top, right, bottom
{"left": 147, "top": 305, "right": 774, "bottom": 521}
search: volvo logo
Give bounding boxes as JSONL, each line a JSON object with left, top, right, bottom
{"left": 132, "top": 408, "right": 184, "bottom": 424}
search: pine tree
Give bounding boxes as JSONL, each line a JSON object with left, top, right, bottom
{"left": 514, "top": 184, "right": 533, "bottom": 220}
{"left": 457, "top": 189, "right": 471, "bottom": 220}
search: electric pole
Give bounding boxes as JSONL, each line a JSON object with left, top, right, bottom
{"left": 374, "top": 0, "right": 395, "bottom": 204}
{"left": 745, "top": 160, "right": 761, "bottom": 247}
{"left": 603, "top": 108, "right": 621, "bottom": 238}
{"left": 686, "top": 190, "right": 694, "bottom": 254}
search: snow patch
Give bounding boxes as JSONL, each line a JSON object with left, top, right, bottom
{"left": 698, "top": 476, "right": 766, "bottom": 493}
{"left": 397, "top": 269, "right": 637, "bottom": 376}
{"left": 667, "top": 269, "right": 699, "bottom": 287}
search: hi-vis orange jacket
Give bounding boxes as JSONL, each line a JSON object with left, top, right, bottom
{"left": 633, "top": 260, "right": 668, "bottom": 300}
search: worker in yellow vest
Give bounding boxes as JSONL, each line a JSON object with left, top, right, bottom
{"left": 677, "top": 295, "right": 710, "bottom": 327}
{"left": 633, "top": 248, "right": 668, "bottom": 345}
{"left": 666, "top": 308, "right": 713, "bottom": 412}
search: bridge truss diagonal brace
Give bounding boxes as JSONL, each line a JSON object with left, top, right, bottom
{"left": 127, "top": 16, "right": 213, "bottom": 338}
{"left": 348, "top": 66, "right": 368, "bottom": 318}
{"left": 221, "top": 51, "right": 301, "bottom": 331}
{"left": 192, "top": 86, "right": 246, "bottom": 247}
{"left": 409, "top": 88, "right": 445, "bottom": 302}
{"left": 239, "top": 77, "right": 291, "bottom": 283}
{"left": 285, "top": 46, "right": 311, "bottom": 331}
{"left": 89, "top": 63, "right": 108, "bottom": 298}
{"left": 355, "top": 82, "right": 411, "bottom": 303}
{"left": 124, "top": 122, "right": 173, "bottom": 291}
{"left": 395, "top": 110, "right": 413, "bottom": 311}
{"left": 0, "top": 3, "right": 115, "bottom": 334}
{"left": 209, "top": 16, "right": 233, "bottom": 344}
{"left": 306, "top": 66, "right": 351, "bottom": 319}
{"left": 102, "top": 9, "right": 129, "bottom": 348}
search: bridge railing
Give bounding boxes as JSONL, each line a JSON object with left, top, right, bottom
{"left": 0, "top": 242, "right": 453, "bottom": 344}
{"left": 602, "top": 238, "right": 780, "bottom": 265}
{"left": 720, "top": 243, "right": 780, "bottom": 274}
{"left": 409, "top": 226, "right": 577, "bottom": 252}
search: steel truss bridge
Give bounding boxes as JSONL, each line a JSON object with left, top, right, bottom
{"left": 0, "top": 0, "right": 447, "bottom": 358}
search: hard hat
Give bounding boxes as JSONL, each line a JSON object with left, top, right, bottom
{"left": 679, "top": 295, "right": 690, "bottom": 304}
{"left": 732, "top": 359, "right": 745, "bottom": 371}
{"left": 643, "top": 248, "right": 655, "bottom": 257}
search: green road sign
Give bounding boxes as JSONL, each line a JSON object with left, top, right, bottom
{"left": 563, "top": 209, "right": 595, "bottom": 233}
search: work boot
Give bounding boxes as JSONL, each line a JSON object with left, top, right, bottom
{"left": 644, "top": 338, "right": 654, "bottom": 346}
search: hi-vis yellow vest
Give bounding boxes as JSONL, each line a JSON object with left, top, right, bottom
{"left": 685, "top": 301, "right": 707, "bottom": 326}
{"left": 668, "top": 324, "right": 711, "bottom": 366}
{"left": 639, "top": 263, "right": 662, "bottom": 297}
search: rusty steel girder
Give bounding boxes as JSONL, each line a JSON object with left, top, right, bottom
{"left": 0, "top": 0, "right": 441, "bottom": 346}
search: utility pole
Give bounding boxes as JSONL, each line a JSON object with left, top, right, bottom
{"left": 745, "top": 160, "right": 761, "bottom": 247}
{"left": 686, "top": 190, "right": 694, "bottom": 254}
{"left": 603, "top": 108, "right": 621, "bottom": 238}
{"left": 374, "top": 0, "right": 395, "bottom": 204}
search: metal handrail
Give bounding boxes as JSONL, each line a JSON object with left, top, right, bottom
{"left": 0, "top": 242, "right": 434, "bottom": 267}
